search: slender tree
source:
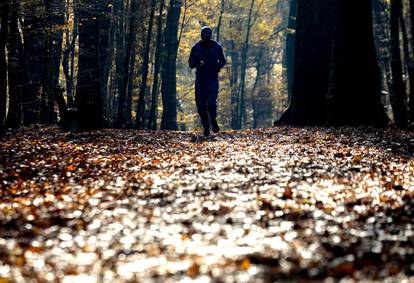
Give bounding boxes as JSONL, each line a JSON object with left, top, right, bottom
{"left": 237, "top": 0, "right": 256, "bottom": 130}
{"left": 43, "top": 0, "right": 65, "bottom": 124}
{"left": 216, "top": 0, "right": 225, "bottom": 42}
{"left": 148, "top": 0, "right": 166, "bottom": 130}
{"left": 116, "top": 0, "right": 140, "bottom": 128}
{"left": 136, "top": 0, "right": 157, "bottom": 129}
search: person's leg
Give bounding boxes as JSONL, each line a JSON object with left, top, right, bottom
{"left": 207, "top": 81, "right": 220, "bottom": 133}
{"left": 195, "top": 81, "right": 210, "bottom": 136}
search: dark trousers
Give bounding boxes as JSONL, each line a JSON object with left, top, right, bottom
{"left": 195, "top": 80, "right": 219, "bottom": 131}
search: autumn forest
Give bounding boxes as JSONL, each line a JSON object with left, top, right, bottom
{"left": 0, "top": 0, "right": 414, "bottom": 282}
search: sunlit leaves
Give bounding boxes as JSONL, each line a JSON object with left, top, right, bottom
{"left": 0, "top": 126, "right": 413, "bottom": 282}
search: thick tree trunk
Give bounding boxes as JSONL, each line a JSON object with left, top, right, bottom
{"left": 278, "top": 0, "right": 336, "bottom": 125}
{"left": 0, "top": 1, "right": 8, "bottom": 133}
{"left": 278, "top": 0, "right": 387, "bottom": 127}
{"left": 148, "top": 0, "right": 165, "bottom": 130}
{"left": 285, "top": 0, "right": 296, "bottom": 101}
{"left": 329, "top": 0, "right": 387, "bottom": 126}
{"left": 114, "top": 0, "right": 127, "bottom": 127}
{"left": 388, "top": 0, "right": 408, "bottom": 128}
{"left": 408, "top": 0, "right": 414, "bottom": 122}
{"left": 160, "top": 0, "right": 182, "bottom": 130}
{"left": 75, "top": 0, "right": 106, "bottom": 131}
{"left": 136, "top": 0, "right": 156, "bottom": 129}
{"left": 21, "top": 3, "right": 46, "bottom": 125}
{"left": 5, "top": 0, "right": 24, "bottom": 128}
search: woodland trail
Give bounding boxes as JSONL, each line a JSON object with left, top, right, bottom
{"left": 0, "top": 127, "right": 413, "bottom": 282}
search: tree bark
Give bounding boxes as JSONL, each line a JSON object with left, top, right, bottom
{"left": 148, "top": 0, "right": 165, "bottom": 130}
{"left": 285, "top": 0, "right": 296, "bottom": 101}
{"left": 160, "top": 0, "right": 182, "bottom": 130}
{"left": 388, "top": 0, "right": 408, "bottom": 128}
{"left": 216, "top": 0, "right": 225, "bottom": 42}
{"left": 229, "top": 39, "right": 240, "bottom": 130}
{"left": 237, "top": 0, "right": 255, "bottom": 130}
{"left": 408, "top": 0, "right": 414, "bottom": 122}
{"left": 75, "top": 0, "right": 106, "bottom": 130}
{"left": 0, "top": 0, "right": 8, "bottom": 133}
{"left": 43, "top": 0, "right": 65, "bottom": 124}
{"left": 114, "top": 0, "right": 127, "bottom": 127}
{"left": 21, "top": 3, "right": 46, "bottom": 124}
{"left": 328, "top": 0, "right": 387, "bottom": 126}
{"left": 136, "top": 0, "right": 156, "bottom": 129}
{"left": 62, "top": 0, "right": 78, "bottom": 108}
{"left": 5, "top": 0, "right": 24, "bottom": 128}
{"left": 278, "top": 0, "right": 336, "bottom": 125}
{"left": 116, "top": 0, "right": 139, "bottom": 128}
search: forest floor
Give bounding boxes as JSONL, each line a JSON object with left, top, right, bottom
{"left": 0, "top": 126, "right": 414, "bottom": 283}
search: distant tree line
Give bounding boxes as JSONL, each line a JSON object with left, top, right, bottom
{"left": 0, "top": 0, "right": 184, "bottom": 133}
{"left": 0, "top": 0, "right": 288, "bottom": 135}
{"left": 279, "top": 0, "right": 414, "bottom": 129}
{"left": 2, "top": 0, "right": 412, "bottom": 135}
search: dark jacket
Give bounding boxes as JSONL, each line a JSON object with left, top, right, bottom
{"left": 189, "top": 40, "right": 226, "bottom": 82}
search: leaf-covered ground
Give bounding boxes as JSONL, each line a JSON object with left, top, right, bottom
{"left": 0, "top": 126, "right": 414, "bottom": 283}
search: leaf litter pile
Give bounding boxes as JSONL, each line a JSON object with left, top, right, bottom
{"left": 0, "top": 126, "right": 414, "bottom": 282}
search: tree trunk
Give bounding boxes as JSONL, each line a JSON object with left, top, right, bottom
{"left": 216, "top": 0, "right": 225, "bottom": 42}
{"left": 148, "top": 0, "right": 165, "bottom": 130}
{"left": 373, "top": 0, "right": 393, "bottom": 116}
{"left": 408, "top": 0, "right": 414, "bottom": 122}
{"left": 114, "top": 0, "right": 127, "bottom": 127}
{"left": 329, "top": 0, "right": 387, "bottom": 126}
{"left": 43, "top": 0, "right": 65, "bottom": 124}
{"left": 278, "top": 0, "right": 336, "bottom": 125}
{"left": 237, "top": 0, "right": 255, "bottom": 130}
{"left": 21, "top": 3, "right": 47, "bottom": 124}
{"left": 5, "top": 0, "right": 24, "bottom": 128}
{"left": 285, "top": 0, "right": 296, "bottom": 100}
{"left": 62, "top": 0, "right": 78, "bottom": 108}
{"left": 99, "top": 0, "right": 112, "bottom": 124}
{"left": 230, "top": 40, "right": 240, "bottom": 130}
{"left": 116, "top": 0, "right": 139, "bottom": 128}
{"left": 0, "top": 0, "right": 8, "bottom": 133}
{"left": 75, "top": 0, "right": 106, "bottom": 131}
{"left": 388, "top": 0, "right": 408, "bottom": 128}
{"left": 160, "top": 0, "right": 182, "bottom": 130}
{"left": 136, "top": 0, "right": 156, "bottom": 129}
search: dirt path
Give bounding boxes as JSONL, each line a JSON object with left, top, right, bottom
{"left": 0, "top": 127, "right": 413, "bottom": 282}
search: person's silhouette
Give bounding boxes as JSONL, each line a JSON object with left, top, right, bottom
{"left": 189, "top": 26, "right": 226, "bottom": 137}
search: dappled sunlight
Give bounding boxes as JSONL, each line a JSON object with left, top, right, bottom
{"left": 0, "top": 127, "right": 413, "bottom": 282}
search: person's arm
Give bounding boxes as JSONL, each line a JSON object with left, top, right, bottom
{"left": 189, "top": 46, "right": 200, "bottom": 69}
